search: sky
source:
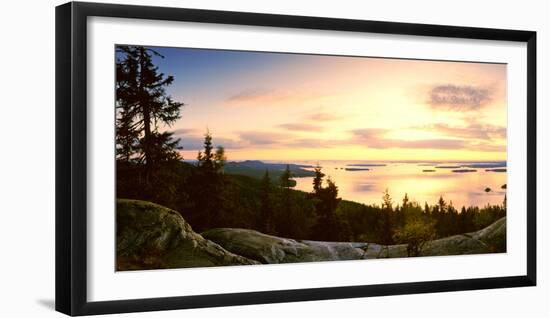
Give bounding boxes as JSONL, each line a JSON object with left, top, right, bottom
{"left": 146, "top": 46, "right": 507, "bottom": 161}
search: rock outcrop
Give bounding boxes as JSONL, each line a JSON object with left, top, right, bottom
{"left": 116, "top": 199, "right": 259, "bottom": 271}
{"left": 116, "top": 199, "right": 506, "bottom": 269}
{"left": 202, "top": 228, "right": 370, "bottom": 263}
{"left": 203, "top": 217, "right": 507, "bottom": 264}
{"left": 419, "top": 217, "right": 506, "bottom": 256}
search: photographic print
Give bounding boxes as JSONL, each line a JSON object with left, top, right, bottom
{"left": 115, "top": 45, "right": 507, "bottom": 271}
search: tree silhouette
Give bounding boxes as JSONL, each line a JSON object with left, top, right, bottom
{"left": 280, "top": 164, "right": 294, "bottom": 189}
{"left": 402, "top": 193, "right": 410, "bottom": 210}
{"left": 309, "top": 167, "right": 344, "bottom": 241}
{"left": 276, "top": 165, "right": 294, "bottom": 236}
{"left": 312, "top": 164, "right": 325, "bottom": 194}
{"left": 379, "top": 189, "right": 395, "bottom": 245}
{"left": 214, "top": 146, "right": 227, "bottom": 173}
{"left": 115, "top": 45, "right": 184, "bottom": 184}
{"left": 437, "top": 195, "right": 447, "bottom": 213}
{"left": 259, "top": 170, "right": 274, "bottom": 234}
{"left": 197, "top": 130, "right": 215, "bottom": 172}
{"left": 192, "top": 131, "right": 228, "bottom": 230}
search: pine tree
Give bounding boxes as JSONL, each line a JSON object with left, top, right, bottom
{"left": 192, "top": 132, "right": 227, "bottom": 230}
{"left": 259, "top": 170, "right": 274, "bottom": 234}
{"left": 115, "top": 45, "right": 184, "bottom": 181}
{"left": 197, "top": 130, "right": 215, "bottom": 172}
{"left": 214, "top": 146, "right": 227, "bottom": 173}
{"left": 424, "top": 202, "right": 430, "bottom": 215}
{"left": 277, "top": 165, "right": 294, "bottom": 236}
{"left": 280, "top": 165, "right": 293, "bottom": 189}
{"left": 321, "top": 178, "right": 341, "bottom": 217}
{"left": 116, "top": 47, "right": 140, "bottom": 163}
{"left": 438, "top": 195, "right": 447, "bottom": 213}
{"left": 312, "top": 164, "right": 325, "bottom": 194}
{"left": 309, "top": 166, "right": 343, "bottom": 241}
{"left": 379, "top": 189, "right": 394, "bottom": 245}
{"left": 402, "top": 193, "right": 410, "bottom": 210}
{"left": 382, "top": 189, "right": 393, "bottom": 210}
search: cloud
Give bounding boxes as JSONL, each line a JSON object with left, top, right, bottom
{"left": 425, "top": 123, "right": 506, "bottom": 140}
{"left": 427, "top": 84, "right": 493, "bottom": 110}
{"left": 225, "top": 88, "right": 273, "bottom": 103}
{"left": 172, "top": 128, "right": 200, "bottom": 135}
{"left": 238, "top": 131, "right": 291, "bottom": 146}
{"left": 349, "top": 128, "right": 503, "bottom": 151}
{"left": 287, "top": 138, "right": 341, "bottom": 148}
{"left": 173, "top": 124, "right": 505, "bottom": 153}
{"left": 225, "top": 87, "right": 329, "bottom": 107}
{"left": 278, "top": 123, "right": 324, "bottom": 132}
{"left": 307, "top": 112, "right": 342, "bottom": 121}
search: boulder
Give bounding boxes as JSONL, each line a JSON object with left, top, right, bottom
{"left": 116, "top": 199, "right": 259, "bottom": 271}
{"left": 420, "top": 217, "right": 506, "bottom": 256}
{"left": 116, "top": 198, "right": 507, "bottom": 269}
{"left": 201, "top": 228, "right": 371, "bottom": 263}
{"left": 203, "top": 217, "right": 507, "bottom": 263}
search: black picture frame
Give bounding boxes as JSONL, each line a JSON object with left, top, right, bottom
{"left": 55, "top": 1, "right": 537, "bottom": 316}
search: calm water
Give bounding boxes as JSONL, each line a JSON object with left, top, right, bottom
{"left": 279, "top": 160, "right": 507, "bottom": 209}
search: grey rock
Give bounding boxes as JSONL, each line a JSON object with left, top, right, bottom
{"left": 202, "top": 228, "right": 370, "bottom": 263}
{"left": 116, "top": 199, "right": 259, "bottom": 271}
{"left": 203, "top": 217, "right": 506, "bottom": 263}
{"left": 420, "top": 217, "right": 506, "bottom": 256}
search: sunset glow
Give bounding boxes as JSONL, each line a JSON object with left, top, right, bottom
{"left": 150, "top": 47, "right": 507, "bottom": 161}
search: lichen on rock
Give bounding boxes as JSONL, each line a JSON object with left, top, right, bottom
{"left": 116, "top": 199, "right": 259, "bottom": 271}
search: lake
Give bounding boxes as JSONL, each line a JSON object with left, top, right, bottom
{"left": 280, "top": 160, "right": 506, "bottom": 209}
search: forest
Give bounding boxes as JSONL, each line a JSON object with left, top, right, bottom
{"left": 115, "top": 45, "right": 506, "bottom": 256}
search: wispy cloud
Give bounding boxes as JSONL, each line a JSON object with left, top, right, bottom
{"left": 225, "top": 88, "right": 273, "bottom": 103}
{"left": 225, "top": 87, "right": 329, "bottom": 107}
{"left": 287, "top": 138, "right": 341, "bottom": 148}
{"left": 350, "top": 128, "right": 504, "bottom": 151}
{"left": 351, "top": 128, "right": 466, "bottom": 149}
{"left": 176, "top": 126, "right": 505, "bottom": 153}
{"left": 278, "top": 123, "right": 324, "bottom": 132}
{"left": 427, "top": 84, "right": 493, "bottom": 111}
{"left": 238, "top": 131, "right": 292, "bottom": 146}
{"left": 307, "top": 112, "right": 343, "bottom": 122}
{"left": 423, "top": 123, "right": 506, "bottom": 140}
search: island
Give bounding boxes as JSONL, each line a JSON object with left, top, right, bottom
{"left": 486, "top": 168, "right": 507, "bottom": 172}
{"left": 451, "top": 169, "right": 477, "bottom": 173}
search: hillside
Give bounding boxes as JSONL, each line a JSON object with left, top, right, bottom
{"left": 224, "top": 160, "right": 315, "bottom": 185}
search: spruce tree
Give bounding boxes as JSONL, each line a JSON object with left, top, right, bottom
{"left": 115, "top": 45, "right": 184, "bottom": 181}
{"left": 259, "top": 170, "right": 274, "bottom": 234}
{"left": 214, "top": 146, "right": 227, "bottom": 173}
{"left": 277, "top": 165, "right": 294, "bottom": 236}
{"left": 312, "top": 165, "right": 325, "bottom": 194}
{"left": 280, "top": 165, "right": 293, "bottom": 189}
{"left": 197, "top": 130, "right": 215, "bottom": 172}
{"left": 402, "top": 193, "right": 410, "bottom": 210}
{"left": 309, "top": 167, "right": 343, "bottom": 241}
{"left": 192, "top": 131, "right": 228, "bottom": 230}
{"left": 379, "top": 189, "right": 394, "bottom": 245}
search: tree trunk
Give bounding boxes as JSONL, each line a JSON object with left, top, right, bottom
{"left": 139, "top": 47, "right": 152, "bottom": 185}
